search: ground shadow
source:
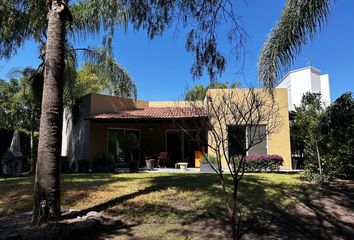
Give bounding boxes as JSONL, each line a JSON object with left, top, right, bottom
{"left": 1, "top": 173, "right": 353, "bottom": 239}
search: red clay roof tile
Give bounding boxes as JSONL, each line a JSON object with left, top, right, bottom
{"left": 87, "top": 107, "right": 206, "bottom": 120}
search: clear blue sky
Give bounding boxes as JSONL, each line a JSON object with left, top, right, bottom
{"left": 0, "top": 0, "right": 353, "bottom": 101}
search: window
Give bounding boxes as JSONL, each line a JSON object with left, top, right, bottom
{"left": 228, "top": 125, "right": 267, "bottom": 158}
{"left": 107, "top": 129, "right": 140, "bottom": 162}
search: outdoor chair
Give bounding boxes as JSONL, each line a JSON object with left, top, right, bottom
{"left": 156, "top": 152, "right": 171, "bottom": 168}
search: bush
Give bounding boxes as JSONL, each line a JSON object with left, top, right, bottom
{"left": 78, "top": 159, "right": 91, "bottom": 173}
{"left": 244, "top": 154, "right": 284, "bottom": 172}
{"left": 92, "top": 154, "right": 112, "bottom": 172}
{"left": 201, "top": 155, "right": 218, "bottom": 164}
{"left": 301, "top": 170, "right": 332, "bottom": 184}
{"left": 61, "top": 156, "right": 71, "bottom": 173}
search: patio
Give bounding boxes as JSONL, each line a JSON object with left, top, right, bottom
{"left": 87, "top": 107, "right": 208, "bottom": 169}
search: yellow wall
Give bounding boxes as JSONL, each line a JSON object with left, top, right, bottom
{"left": 205, "top": 88, "right": 292, "bottom": 169}
{"left": 267, "top": 89, "right": 292, "bottom": 169}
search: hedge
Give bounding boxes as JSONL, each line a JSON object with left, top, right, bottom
{"left": 244, "top": 154, "right": 284, "bottom": 172}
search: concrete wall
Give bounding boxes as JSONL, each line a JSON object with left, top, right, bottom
{"left": 320, "top": 74, "right": 331, "bottom": 107}
{"left": 61, "top": 94, "right": 92, "bottom": 169}
{"left": 276, "top": 67, "right": 331, "bottom": 111}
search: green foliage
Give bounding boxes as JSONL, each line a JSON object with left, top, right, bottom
{"left": 292, "top": 92, "right": 324, "bottom": 173}
{"left": 201, "top": 155, "right": 218, "bottom": 164}
{"left": 258, "top": 0, "right": 332, "bottom": 87}
{"left": 293, "top": 92, "right": 354, "bottom": 180}
{"left": 0, "top": 0, "right": 47, "bottom": 59}
{"left": 0, "top": 68, "right": 42, "bottom": 131}
{"left": 185, "top": 85, "right": 208, "bottom": 101}
{"left": 1, "top": 0, "right": 136, "bottom": 109}
{"left": 244, "top": 155, "right": 284, "bottom": 172}
{"left": 185, "top": 81, "right": 239, "bottom": 101}
{"left": 320, "top": 92, "right": 354, "bottom": 179}
{"left": 302, "top": 170, "right": 332, "bottom": 184}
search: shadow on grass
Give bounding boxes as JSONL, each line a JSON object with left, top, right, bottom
{"left": 1, "top": 173, "right": 353, "bottom": 239}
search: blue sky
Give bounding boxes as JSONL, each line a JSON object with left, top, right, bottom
{"left": 0, "top": 0, "right": 353, "bottom": 101}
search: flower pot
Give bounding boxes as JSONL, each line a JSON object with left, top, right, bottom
{"left": 145, "top": 159, "right": 154, "bottom": 170}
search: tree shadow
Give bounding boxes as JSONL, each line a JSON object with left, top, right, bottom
{"left": 1, "top": 173, "right": 353, "bottom": 239}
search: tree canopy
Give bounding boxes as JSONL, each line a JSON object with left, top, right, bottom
{"left": 185, "top": 81, "right": 239, "bottom": 101}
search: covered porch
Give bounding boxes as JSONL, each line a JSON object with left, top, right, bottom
{"left": 87, "top": 107, "right": 207, "bottom": 169}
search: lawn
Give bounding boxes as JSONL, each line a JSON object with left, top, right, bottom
{"left": 0, "top": 173, "right": 353, "bottom": 239}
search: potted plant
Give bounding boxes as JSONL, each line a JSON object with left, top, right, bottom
{"left": 200, "top": 155, "right": 219, "bottom": 173}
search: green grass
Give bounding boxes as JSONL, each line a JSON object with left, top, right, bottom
{"left": 0, "top": 173, "right": 314, "bottom": 239}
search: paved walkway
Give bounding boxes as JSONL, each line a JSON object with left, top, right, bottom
{"left": 140, "top": 168, "right": 303, "bottom": 174}
{"left": 141, "top": 168, "right": 200, "bottom": 173}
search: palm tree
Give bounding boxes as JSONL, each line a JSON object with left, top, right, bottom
{"left": 1, "top": 0, "right": 133, "bottom": 224}
{"left": 258, "top": 0, "right": 333, "bottom": 88}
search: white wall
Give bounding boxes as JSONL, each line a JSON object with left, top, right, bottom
{"left": 276, "top": 67, "right": 331, "bottom": 111}
{"left": 320, "top": 74, "right": 331, "bottom": 107}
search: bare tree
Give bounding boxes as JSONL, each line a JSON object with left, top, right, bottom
{"left": 175, "top": 88, "right": 281, "bottom": 239}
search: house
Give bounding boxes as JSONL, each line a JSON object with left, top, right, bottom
{"left": 276, "top": 66, "right": 331, "bottom": 111}
{"left": 61, "top": 88, "right": 292, "bottom": 170}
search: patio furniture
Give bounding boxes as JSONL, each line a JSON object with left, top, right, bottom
{"left": 175, "top": 162, "right": 188, "bottom": 170}
{"left": 156, "top": 152, "right": 171, "bottom": 167}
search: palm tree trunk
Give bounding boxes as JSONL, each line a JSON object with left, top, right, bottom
{"left": 30, "top": 104, "right": 36, "bottom": 174}
{"left": 32, "top": 1, "right": 67, "bottom": 224}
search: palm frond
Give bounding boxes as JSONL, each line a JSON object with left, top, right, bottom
{"left": 69, "top": 0, "right": 129, "bottom": 41}
{"left": 258, "top": 0, "right": 332, "bottom": 88}
{"left": 76, "top": 46, "right": 137, "bottom": 99}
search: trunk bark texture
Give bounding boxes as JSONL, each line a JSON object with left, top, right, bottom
{"left": 32, "top": 1, "right": 66, "bottom": 224}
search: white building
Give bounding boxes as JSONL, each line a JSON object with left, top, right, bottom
{"left": 276, "top": 67, "right": 331, "bottom": 111}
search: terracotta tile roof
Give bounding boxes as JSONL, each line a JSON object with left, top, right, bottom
{"left": 87, "top": 107, "right": 206, "bottom": 120}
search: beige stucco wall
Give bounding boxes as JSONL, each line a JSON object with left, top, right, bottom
{"left": 267, "top": 89, "right": 292, "bottom": 169}
{"left": 90, "top": 93, "right": 148, "bottom": 115}
{"left": 206, "top": 88, "right": 292, "bottom": 169}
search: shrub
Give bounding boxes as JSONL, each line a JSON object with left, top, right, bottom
{"left": 92, "top": 154, "right": 112, "bottom": 172}
{"left": 244, "top": 154, "right": 284, "bottom": 172}
{"left": 301, "top": 170, "right": 332, "bottom": 184}
{"left": 78, "top": 159, "right": 91, "bottom": 173}
{"left": 201, "top": 155, "right": 218, "bottom": 165}
{"left": 61, "top": 156, "right": 71, "bottom": 173}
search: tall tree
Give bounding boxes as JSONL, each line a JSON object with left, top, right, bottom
{"left": 258, "top": 0, "right": 332, "bottom": 87}
{"left": 32, "top": 0, "right": 69, "bottom": 223}
{"left": 320, "top": 92, "right": 354, "bottom": 178}
{"left": 10, "top": 68, "right": 43, "bottom": 173}
{"left": 292, "top": 92, "right": 324, "bottom": 175}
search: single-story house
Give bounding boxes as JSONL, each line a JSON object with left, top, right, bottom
{"left": 61, "top": 88, "right": 292, "bottom": 170}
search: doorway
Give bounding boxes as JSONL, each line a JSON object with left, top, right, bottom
{"left": 166, "top": 130, "right": 182, "bottom": 165}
